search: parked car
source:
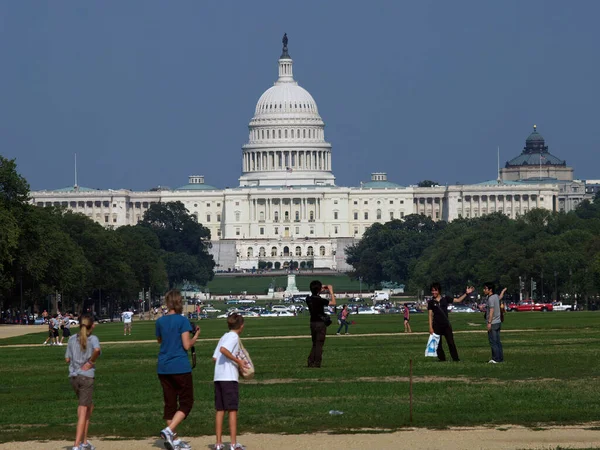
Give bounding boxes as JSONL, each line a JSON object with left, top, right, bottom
{"left": 271, "top": 305, "right": 291, "bottom": 313}
{"left": 507, "top": 300, "right": 553, "bottom": 312}
{"left": 385, "top": 307, "right": 402, "bottom": 314}
{"left": 356, "top": 306, "right": 380, "bottom": 315}
{"left": 203, "top": 307, "right": 220, "bottom": 314}
{"left": 552, "top": 302, "right": 574, "bottom": 311}
{"left": 449, "top": 304, "right": 477, "bottom": 313}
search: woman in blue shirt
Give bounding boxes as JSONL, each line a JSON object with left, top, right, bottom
{"left": 156, "top": 290, "right": 201, "bottom": 450}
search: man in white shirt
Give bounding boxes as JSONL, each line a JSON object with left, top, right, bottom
{"left": 212, "top": 313, "right": 248, "bottom": 450}
{"left": 121, "top": 309, "right": 134, "bottom": 336}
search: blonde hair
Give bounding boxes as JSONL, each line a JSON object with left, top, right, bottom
{"left": 165, "top": 290, "right": 183, "bottom": 314}
{"left": 78, "top": 314, "right": 94, "bottom": 351}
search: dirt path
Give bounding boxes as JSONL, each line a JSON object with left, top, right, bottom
{"left": 1, "top": 425, "right": 600, "bottom": 450}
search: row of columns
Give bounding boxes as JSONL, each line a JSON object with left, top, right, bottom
{"left": 243, "top": 150, "right": 331, "bottom": 172}
{"left": 249, "top": 197, "right": 322, "bottom": 223}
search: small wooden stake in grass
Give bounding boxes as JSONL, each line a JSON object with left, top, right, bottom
{"left": 409, "top": 358, "right": 413, "bottom": 423}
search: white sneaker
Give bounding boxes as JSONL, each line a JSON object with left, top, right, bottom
{"left": 488, "top": 359, "right": 497, "bottom": 364}
{"left": 174, "top": 439, "right": 191, "bottom": 450}
{"left": 82, "top": 441, "right": 95, "bottom": 450}
{"left": 161, "top": 428, "right": 175, "bottom": 450}
{"left": 230, "top": 444, "right": 246, "bottom": 450}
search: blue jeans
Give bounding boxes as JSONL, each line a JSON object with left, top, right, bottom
{"left": 336, "top": 319, "right": 349, "bottom": 334}
{"left": 488, "top": 323, "right": 503, "bottom": 362}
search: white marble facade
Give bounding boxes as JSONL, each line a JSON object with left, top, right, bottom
{"left": 30, "top": 40, "right": 589, "bottom": 272}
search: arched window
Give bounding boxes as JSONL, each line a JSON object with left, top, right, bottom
{"left": 283, "top": 246, "right": 290, "bottom": 256}
{"left": 309, "top": 211, "right": 314, "bottom": 221}
{"left": 307, "top": 246, "right": 314, "bottom": 256}
{"left": 303, "top": 129, "right": 306, "bottom": 138}
{"left": 285, "top": 129, "right": 288, "bottom": 138}
{"left": 364, "top": 212, "right": 369, "bottom": 220}
{"left": 267, "top": 130, "right": 270, "bottom": 139}
{"left": 261, "top": 130, "right": 264, "bottom": 139}
{"left": 247, "top": 247, "right": 253, "bottom": 258}
{"left": 320, "top": 246, "right": 326, "bottom": 256}
{"left": 274, "top": 211, "right": 279, "bottom": 222}
{"left": 259, "top": 247, "right": 266, "bottom": 257}
{"left": 259, "top": 211, "right": 264, "bottom": 221}
{"left": 235, "top": 211, "right": 240, "bottom": 221}
{"left": 295, "top": 211, "right": 300, "bottom": 221}
{"left": 295, "top": 246, "right": 302, "bottom": 256}
{"left": 297, "top": 129, "right": 300, "bottom": 138}
{"left": 278, "top": 129, "right": 282, "bottom": 139}
{"left": 284, "top": 211, "right": 289, "bottom": 221}
{"left": 291, "top": 129, "right": 294, "bottom": 138}
{"left": 271, "top": 246, "right": 278, "bottom": 257}
{"left": 376, "top": 209, "right": 382, "bottom": 220}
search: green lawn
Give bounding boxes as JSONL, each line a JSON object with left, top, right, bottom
{"left": 1, "top": 312, "right": 599, "bottom": 442}
{"left": 205, "top": 273, "right": 369, "bottom": 295}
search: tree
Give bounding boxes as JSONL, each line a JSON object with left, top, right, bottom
{"left": 417, "top": 180, "right": 439, "bottom": 188}
{"left": 0, "top": 156, "right": 30, "bottom": 209}
{"left": 141, "top": 202, "right": 215, "bottom": 286}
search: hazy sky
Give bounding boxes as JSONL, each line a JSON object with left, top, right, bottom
{"left": 2, "top": 1, "right": 599, "bottom": 191}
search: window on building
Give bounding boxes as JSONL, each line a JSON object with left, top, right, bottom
{"left": 142, "top": 202, "right": 148, "bottom": 208}
{"left": 295, "top": 211, "right": 300, "bottom": 221}
{"left": 217, "top": 203, "right": 221, "bottom": 207}
{"left": 274, "top": 211, "right": 279, "bottom": 222}
{"left": 309, "top": 211, "right": 314, "bottom": 221}
{"left": 307, "top": 246, "right": 314, "bottom": 256}
{"left": 235, "top": 201, "right": 239, "bottom": 206}
{"left": 310, "top": 227, "right": 314, "bottom": 234}
{"left": 334, "top": 226, "right": 338, "bottom": 234}
{"left": 400, "top": 212, "right": 405, "bottom": 218}
{"left": 390, "top": 212, "right": 394, "bottom": 220}
{"left": 113, "top": 217, "right": 117, "bottom": 223}
{"left": 376, "top": 209, "right": 382, "bottom": 220}
{"left": 364, "top": 212, "right": 369, "bottom": 220}
{"left": 319, "top": 246, "right": 326, "bottom": 256}
{"left": 334, "top": 200, "right": 338, "bottom": 204}
{"left": 334, "top": 211, "right": 338, "bottom": 220}
{"left": 206, "top": 215, "right": 211, "bottom": 222}
{"left": 260, "top": 227, "right": 264, "bottom": 235}
{"left": 259, "top": 247, "right": 266, "bottom": 257}
{"left": 400, "top": 200, "right": 404, "bottom": 204}
{"left": 235, "top": 211, "right": 240, "bottom": 221}
{"left": 435, "top": 212, "right": 439, "bottom": 219}
{"left": 295, "top": 227, "right": 299, "bottom": 234}
{"left": 104, "top": 215, "right": 109, "bottom": 223}
{"left": 364, "top": 201, "right": 368, "bottom": 205}
{"left": 354, "top": 227, "right": 359, "bottom": 234}
{"left": 260, "top": 211, "right": 265, "bottom": 221}
{"left": 217, "top": 214, "right": 221, "bottom": 222}
{"left": 295, "top": 246, "right": 301, "bottom": 256}
{"left": 390, "top": 200, "right": 394, "bottom": 204}
{"left": 274, "top": 227, "right": 279, "bottom": 235}
{"left": 247, "top": 247, "right": 253, "bottom": 258}
{"left": 284, "top": 211, "right": 289, "bottom": 222}
{"left": 236, "top": 228, "right": 240, "bottom": 236}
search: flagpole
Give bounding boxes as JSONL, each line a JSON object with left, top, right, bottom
{"left": 539, "top": 150, "right": 542, "bottom": 180}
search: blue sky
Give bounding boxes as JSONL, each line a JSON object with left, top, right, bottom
{"left": 1, "top": 1, "right": 599, "bottom": 191}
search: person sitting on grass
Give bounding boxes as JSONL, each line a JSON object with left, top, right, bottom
{"left": 212, "top": 313, "right": 249, "bottom": 450}
{"left": 65, "top": 314, "right": 101, "bottom": 450}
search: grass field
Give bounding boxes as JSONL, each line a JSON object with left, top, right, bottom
{"left": 205, "top": 273, "right": 367, "bottom": 295}
{"left": 1, "top": 311, "right": 600, "bottom": 443}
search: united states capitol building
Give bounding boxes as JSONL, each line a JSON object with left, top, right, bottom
{"left": 30, "top": 37, "right": 596, "bottom": 272}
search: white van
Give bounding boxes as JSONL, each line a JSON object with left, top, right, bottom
{"left": 271, "top": 305, "right": 290, "bottom": 313}
{"left": 371, "top": 291, "right": 390, "bottom": 301}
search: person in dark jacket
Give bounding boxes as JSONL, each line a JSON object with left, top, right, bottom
{"left": 306, "top": 280, "right": 336, "bottom": 368}
{"left": 427, "top": 283, "right": 472, "bottom": 362}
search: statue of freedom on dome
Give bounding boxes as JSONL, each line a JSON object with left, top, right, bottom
{"left": 282, "top": 33, "right": 288, "bottom": 49}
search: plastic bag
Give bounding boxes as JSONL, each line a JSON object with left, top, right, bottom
{"left": 425, "top": 333, "right": 440, "bottom": 357}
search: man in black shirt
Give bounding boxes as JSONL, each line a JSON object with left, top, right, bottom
{"left": 306, "top": 280, "right": 337, "bottom": 368}
{"left": 427, "top": 282, "right": 472, "bottom": 362}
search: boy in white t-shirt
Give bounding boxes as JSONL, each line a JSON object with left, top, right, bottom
{"left": 212, "top": 313, "right": 248, "bottom": 450}
{"left": 121, "top": 309, "right": 134, "bottom": 336}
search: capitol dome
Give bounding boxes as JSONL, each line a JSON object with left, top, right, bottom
{"left": 239, "top": 35, "right": 335, "bottom": 188}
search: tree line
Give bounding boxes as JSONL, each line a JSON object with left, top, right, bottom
{"left": 347, "top": 193, "right": 600, "bottom": 304}
{"left": 0, "top": 156, "right": 214, "bottom": 316}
